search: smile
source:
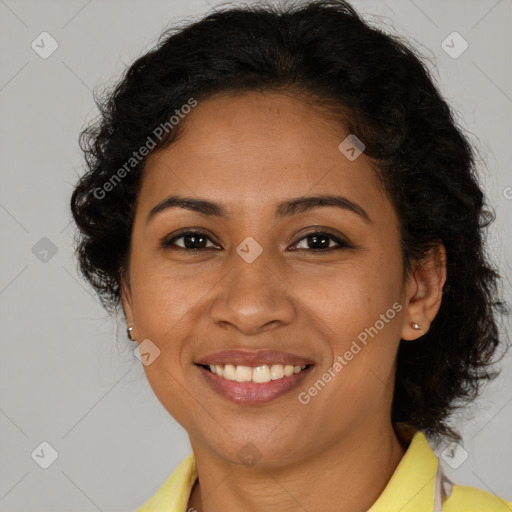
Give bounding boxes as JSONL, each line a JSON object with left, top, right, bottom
{"left": 195, "top": 363, "right": 314, "bottom": 404}
{"left": 194, "top": 349, "right": 315, "bottom": 404}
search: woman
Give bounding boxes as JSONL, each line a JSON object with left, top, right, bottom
{"left": 70, "top": 0, "right": 511, "bottom": 510}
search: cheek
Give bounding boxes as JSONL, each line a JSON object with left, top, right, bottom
{"left": 297, "top": 253, "right": 402, "bottom": 339}
{"left": 130, "top": 270, "right": 197, "bottom": 426}
{"left": 130, "top": 248, "right": 201, "bottom": 331}
{"left": 296, "top": 248, "right": 403, "bottom": 389}
{"left": 299, "top": 287, "right": 401, "bottom": 431}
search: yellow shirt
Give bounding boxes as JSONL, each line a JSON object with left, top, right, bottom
{"left": 136, "top": 429, "right": 512, "bottom": 511}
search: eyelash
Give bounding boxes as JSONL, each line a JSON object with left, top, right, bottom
{"left": 161, "top": 229, "right": 354, "bottom": 253}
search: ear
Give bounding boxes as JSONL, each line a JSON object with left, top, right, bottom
{"left": 400, "top": 243, "right": 447, "bottom": 341}
{"left": 120, "top": 270, "right": 136, "bottom": 337}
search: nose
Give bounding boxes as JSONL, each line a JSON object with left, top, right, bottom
{"left": 208, "top": 254, "right": 297, "bottom": 336}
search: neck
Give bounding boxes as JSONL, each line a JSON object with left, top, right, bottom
{"left": 188, "top": 420, "right": 407, "bottom": 512}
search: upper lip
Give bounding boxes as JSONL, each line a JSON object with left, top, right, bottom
{"left": 195, "top": 349, "right": 315, "bottom": 367}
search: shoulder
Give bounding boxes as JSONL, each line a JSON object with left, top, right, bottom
{"left": 443, "top": 483, "right": 512, "bottom": 512}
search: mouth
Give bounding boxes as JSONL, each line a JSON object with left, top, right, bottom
{"left": 194, "top": 350, "right": 315, "bottom": 404}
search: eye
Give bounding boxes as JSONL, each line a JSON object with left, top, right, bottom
{"left": 289, "top": 231, "right": 353, "bottom": 252}
{"left": 161, "top": 229, "right": 354, "bottom": 252}
{"left": 161, "top": 230, "right": 221, "bottom": 251}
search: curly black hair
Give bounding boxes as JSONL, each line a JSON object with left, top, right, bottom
{"left": 70, "top": 0, "right": 510, "bottom": 443}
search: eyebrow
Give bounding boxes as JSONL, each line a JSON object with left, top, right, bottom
{"left": 146, "top": 194, "right": 371, "bottom": 224}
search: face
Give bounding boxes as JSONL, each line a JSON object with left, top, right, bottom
{"left": 121, "top": 91, "right": 442, "bottom": 467}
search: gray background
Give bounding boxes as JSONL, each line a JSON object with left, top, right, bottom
{"left": 0, "top": 0, "right": 511, "bottom": 510}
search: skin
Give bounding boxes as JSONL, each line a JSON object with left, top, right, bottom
{"left": 121, "top": 91, "right": 446, "bottom": 512}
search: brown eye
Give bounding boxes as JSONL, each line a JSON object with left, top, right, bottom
{"left": 161, "top": 230, "right": 221, "bottom": 250}
{"left": 289, "top": 231, "right": 353, "bottom": 252}
{"left": 161, "top": 229, "right": 353, "bottom": 253}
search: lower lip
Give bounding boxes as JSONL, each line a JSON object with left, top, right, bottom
{"left": 196, "top": 365, "right": 313, "bottom": 404}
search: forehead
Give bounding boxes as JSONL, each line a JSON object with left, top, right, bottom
{"left": 138, "top": 91, "right": 391, "bottom": 221}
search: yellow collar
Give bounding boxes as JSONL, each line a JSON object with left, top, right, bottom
{"left": 136, "top": 452, "right": 197, "bottom": 512}
{"left": 369, "top": 424, "right": 438, "bottom": 511}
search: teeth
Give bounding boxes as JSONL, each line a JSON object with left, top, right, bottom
{"left": 235, "top": 365, "right": 252, "bottom": 382}
{"left": 284, "top": 364, "right": 294, "bottom": 377}
{"left": 270, "top": 364, "right": 284, "bottom": 380}
{"left": 204, "top": 363, "right": 307, "bottom": 383}
{"left": 223, "top": 364, "right": 236, "bottom": 381}
{"left": 252, "top": 365, "right": 271, "bottom": 383}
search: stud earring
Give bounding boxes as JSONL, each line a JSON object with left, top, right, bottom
{"left": 127, "top": 326, "right": 135, "bottom": 341}
{"left": 410, "top": 321, "right": 422, "bottom": 330}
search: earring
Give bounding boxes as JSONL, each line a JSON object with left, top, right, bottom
{"left": 127, "top": 326, "right": 135, "bottom": 341}
{"left": 410, "top": 321, "right": 422, "bottom": 330}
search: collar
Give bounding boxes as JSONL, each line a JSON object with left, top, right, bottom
{"left": 368, "top": 423, "right": 439, "bottom": 512}
{"left": 136, "top": 453, "right": 197, "bottom": 512}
